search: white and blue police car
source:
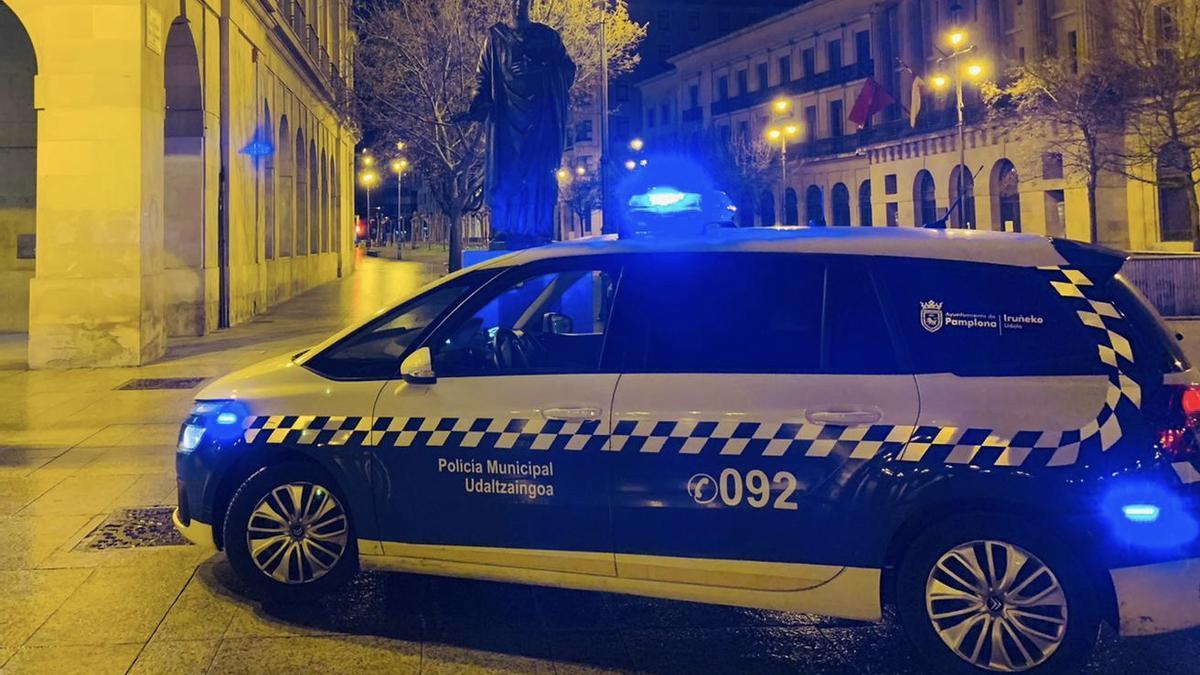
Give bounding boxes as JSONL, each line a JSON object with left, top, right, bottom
{"left": 175, "top": 223, "right": 1200, "bottom": 672}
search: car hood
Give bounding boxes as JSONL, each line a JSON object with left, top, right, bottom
{"left": 196, "top": 350, "right": 325, "bottom": 402}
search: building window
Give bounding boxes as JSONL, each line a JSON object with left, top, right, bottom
{"left": 718, "top": 76, "right": 729, "bottom": 100}
{"left": 757, "top": 62, "right": 769, "bottom": 90}
{"left": 804, "top": 105, "right": 818, "bottom": 142}
{"left": 915, "top": 170, "right": 937, "bottom": 225}
{"left": 827, "top": 39, "right": 842, "bottom": 71}
{"left": 859, "top": 180, "right": 873, "bottom": 227}
{"left": 802, "top": 48, "right": 815, "bottom": 77}
{"left": 1068, "top": 30, "right": 1079, "bottom": 73}
{"left": 1158, "top": 142, "right": 1193, "bottom": 241}
{"left": 661, "top": 102, "right": 671, "bottom": 124}
{"left": 855, "top": 30, "right": 871, "bottom": 65}
{"left": 886, "top": 202, "right": 899, "bottom": 226}
{"left": 737, "top": 120, "right": 749, "bottom": 144}
{"left": 647, "top": 108, "right": 656, "bottom": 128}
{"left": 829, "top": 99, "right": 844, "bottom": 138}
{"left": 779, "top": 55, "right": 792, "bottom": 83}
{"left": 575, "top": 120, "right": 594, "bottom": 142}
{"left": 885, "top": 174, "right": 898, "bottom": 195}
{"left": 737, "top": 69, "right": 748, "bottom": 95}
{"left": 1042, "top": 152, "right": 1064, "bottom": 180}
{"left": 688, "top": 84, "right": 699, "bottom": 109}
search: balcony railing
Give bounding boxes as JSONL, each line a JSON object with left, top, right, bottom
{"left": 785, "top": 103, "right": 986, "bottom": 159}
{"left": 711, "top": 60, "right": 874, "bottom": 117}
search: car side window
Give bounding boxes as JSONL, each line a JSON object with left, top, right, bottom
{"left": 875, "top": 257, "right": 1107, "bottom": 376}
{"left": 823, "top": 258, "right": 901, "bottom": 374}
{"left": 621, "top": 253, "right": 824, "bottom": 373}
{"left": 430, "top": 263, "right": 619, "bottom": 377}
{"left": 304, "top": 275, "right": 484, "bottom": 380}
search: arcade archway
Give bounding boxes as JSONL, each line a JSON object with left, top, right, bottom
{"left": 0, "top": 4, "right": 36, "bottom": 333}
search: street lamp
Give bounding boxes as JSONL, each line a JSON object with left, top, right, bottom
{"left": 575, "top": 165, "right": 587, "bottom": 177}
{"left": 359, "top": 170, "right": 378, "bottom": 244}
{"left": 629, "top": 138, "right": 644, "bottom": 152}
{"left": 772, "top": 97, "right": 793, "bottom": 115}
{"left": 765, "top": 123, "right": 801, "bottom": 191}
{"left": 391, "top": 157, "right": 410, "bottom": 243}
{"left": 931, "top": 6, "right": 987, "bottom": 229}
{"left": 624, "top": 159, "right": 637, "bottom": 171}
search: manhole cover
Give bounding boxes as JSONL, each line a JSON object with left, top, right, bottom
{"left": 116, "top": 377, "right": 207, "bottom": 391}
{"left": 76, "top": 507, "right": 192, "bottom": 550}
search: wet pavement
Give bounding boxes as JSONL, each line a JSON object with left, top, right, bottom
{"left": 1, "top": 253, "right": 1200, "bottom": 673}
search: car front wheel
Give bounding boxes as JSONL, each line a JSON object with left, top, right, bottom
{"left": 223, "top": 462, "right": 358, "bottom": 599}
{"left": 896, "top": 515, "right": 1100, "bottom": 673}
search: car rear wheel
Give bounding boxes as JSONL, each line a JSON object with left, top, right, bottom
{"left": 223, "top": 462, "right": 358, "bottom": 599}
{"left": 896, "top": 515, "right": 1100, "bottom": 673}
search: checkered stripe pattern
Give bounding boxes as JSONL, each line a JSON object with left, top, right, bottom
{"left": 607, "top": 419, "right": 913, "bottom": 460}
{"left": 243, "top": 415, "right": 374, "bottom": 447}
{"left": 374, "top": 416, "right": 609, "bottom": 452}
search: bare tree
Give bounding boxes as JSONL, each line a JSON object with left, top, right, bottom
{"left": 708, "top": 132, "right": 777, "bottom": 225}
{"left": 982, "top": 56, "right": 1122, "bottom": 243}
{"left": 560, "top": 170, "right": 602, "bottom": 234}
{"left": 355, "top": 0, "right": 645, "bottom": 270}
{"left": 1102, "top": 0, "right": 1200, "bottom": 249}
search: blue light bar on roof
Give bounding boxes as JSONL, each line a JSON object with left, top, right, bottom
{"left": 628, "top": 186, "right": 702, "bottom": 215}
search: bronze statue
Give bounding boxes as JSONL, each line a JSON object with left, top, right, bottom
{"left": 458, "top": 0, "right": 576, "bottom": 247}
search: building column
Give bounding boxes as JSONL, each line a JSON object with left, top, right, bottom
{"left": 22, "top": 0, "right": 167, "bottom": 367}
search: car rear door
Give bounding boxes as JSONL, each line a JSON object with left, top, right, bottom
{"left": 607, "top": 252, "right": 919, "bottom": 591}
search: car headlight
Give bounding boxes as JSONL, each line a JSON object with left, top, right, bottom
{"left": 178, "top": 400, "right": 248, "bottom": 453}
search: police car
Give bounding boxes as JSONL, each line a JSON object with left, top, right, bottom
{"left": 175, "top": 225, "right": 1200, "bottom": 673}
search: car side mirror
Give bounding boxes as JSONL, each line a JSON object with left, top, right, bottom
{"left": 400, "top": 346, "right": 437, "bottom": 385}
{"left": 543, "top": 312, "right": 573, "bottom": 335}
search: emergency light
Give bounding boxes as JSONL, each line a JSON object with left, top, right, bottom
{"left": 629, "top": 187, "right": 702, "bottom": 214}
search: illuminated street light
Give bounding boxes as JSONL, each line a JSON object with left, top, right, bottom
{"left": 556, "top": 168, "right": 570, "bottom": 181}
{"left": 396, "top": 141, "right": 406, "bottom": 151}
{"left": 936, "top": 2, "right": 987, "bottom": 229}
{"left": 765, "top": 123, "right": 801, "bottom": 188}
{"left": 575, "top": 165, "right": 587, "bottom": 177}
{"left": 362, "top": 153, "right": 374, "bottom": 167}
{"left": 390, "top": 158, "right": 410, "bottom": 243}
{"left": 629, "top": 138, "right": 645, "bottom": 152}
{"left": 359, "top": 171, "right": 379, "bottom": 244}
{"left": 624, "top": 159, "right": 637, "bottom": 171}
{"left": 772, "top": 97, "right": 792, "bottom": 115}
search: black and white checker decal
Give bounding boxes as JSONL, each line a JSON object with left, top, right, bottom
{"left": 238, "top": 266, "right": 1165, "bottom": 472}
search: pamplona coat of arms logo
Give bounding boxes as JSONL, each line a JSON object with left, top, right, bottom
{"left": 920, "top": 300, "right": 944, "bottom": 333}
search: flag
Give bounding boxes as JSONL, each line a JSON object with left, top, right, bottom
{"left": 848, "top": 78, "right": 895, "bottom": 128}
{"left": 910, "top": 75, "right": 926, "bottom": 127}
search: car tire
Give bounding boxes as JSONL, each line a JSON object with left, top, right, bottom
{"left": 223, "top": 462, "right": 358, "bottom": 601}
{"left": 895, "top": 514, "right": 1100, "bottom": 674}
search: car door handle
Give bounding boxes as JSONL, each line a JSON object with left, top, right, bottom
{"left": 805, "top": 409, "right": 883, "bottom": 426}
{"left": 543, "top": 407, "right": 602, "bottom": 422}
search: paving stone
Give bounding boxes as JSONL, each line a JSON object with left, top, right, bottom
{"left": 207, "top": 635, "right": 420, "bottom": 674}
{"left": 0, "top": 643, "right": 141, "bottom": 675}
{"left": 129, "top": 638, "right": 220, "bottom": 675}
{"left": 0, "top": 568, "right": 93, "bottom": 648}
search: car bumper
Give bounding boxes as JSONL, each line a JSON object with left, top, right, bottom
{"left": 173, "top": 508, "right": 218, "bottom": 555}
{"left": 1111, "top": 556, "right": 1200, "bottom": 636}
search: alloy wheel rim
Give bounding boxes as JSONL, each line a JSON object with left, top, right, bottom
{"left": 925, "top": 539, "right": 1068, "bottom": 672}
{"left": 246, "top": 481, "right": 349, "bottom": 585}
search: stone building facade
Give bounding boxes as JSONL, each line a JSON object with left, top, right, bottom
{"left": 0, "top": 0, "right": 357, "bottom": 367}
{"left": 634, "top": 0, "right": 1183, "bottom": 252}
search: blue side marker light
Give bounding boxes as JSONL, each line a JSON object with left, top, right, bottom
{"left": 1122, "top": 504, "right": 1161, "bottom": 523}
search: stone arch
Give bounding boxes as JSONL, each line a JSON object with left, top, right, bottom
{"left": 805, "top": 185, "right": 825, "bottom": 226}
{"left": 295, "top": 128, "right": 309, "bottom": 255}
{"left": 263, "top": 102, "right": 276, "bottom": 259}
{"left": 990, "top": 159, "right": 1022, "bottom": 232}
{"left": 831, "top": 183, "right": 851, "bottom": 226}
{"left": 163, "top": 18, "right": 206, "bottom": 336}
{"left": 858, "top": 180, "right": 873, "bottom": 227}
{"left": 309, "top": 139, "right": 319, "bottom": 254}
{"left": 783, "top": 188, "right": 799, "bottom": 226}
{"left": 278, "top": 115, "right": 294, "bottom": 256}
{"left": 759, "top": 189, "right": 776, "bottom": 226}
{"left": 914, "top": 169, "right": 937, "bottom": 227}
{"left": 320, "top": 150, "right": 330, "bottom": 252}
{"left": 0, "top": 2, "right": 37, "bottom": 332}
{"left": 949, "top": 164, "right": 977, "bottom": 229}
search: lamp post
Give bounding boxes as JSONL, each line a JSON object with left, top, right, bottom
{"left": 930, "top": 11, "right": 986, "bottom": 229}
{"left": 765, "top": 124, "right": 801, "bottom": 192}
{"left": 359, "top": 170, "right": 378, "bottom": 244}
{"left": 390, "top": 156, "right": 409, "bottom": 244}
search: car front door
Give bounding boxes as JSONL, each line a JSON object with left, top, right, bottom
{"left": 607, "top": 252, "right": 919, "bottom": 591}
{"left": 370, "top": 257, "right": 623, "bottom": 576}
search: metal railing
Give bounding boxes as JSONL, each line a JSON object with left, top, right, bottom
{"left": 710, "top": 60, "right": 874, "bottom": 117}
{"left": 1122, "top": 254, "right": 1200, "bottom": 318}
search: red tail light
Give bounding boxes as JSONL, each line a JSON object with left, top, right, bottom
{"left": 1156, "top": 385, "right": 1200, "bottom": 460}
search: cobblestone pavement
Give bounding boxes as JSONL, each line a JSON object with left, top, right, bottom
{"left": 1, "top": 253, "right": 1199, "bottom": 674}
